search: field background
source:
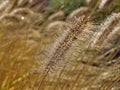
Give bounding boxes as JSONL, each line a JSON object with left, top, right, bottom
{"left": 0, "top": 0, "right": 120, "bottom": 90}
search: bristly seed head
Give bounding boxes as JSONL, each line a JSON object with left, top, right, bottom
{"left": 43, "top": 15, "right": 91, "bottom": 73}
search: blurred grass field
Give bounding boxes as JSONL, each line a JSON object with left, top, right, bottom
{"left": 0, "top": 0, "right": 120, "bottom": 90}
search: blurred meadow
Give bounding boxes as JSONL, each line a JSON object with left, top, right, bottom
{"left": 0, "top": 0, "right": 120, "bottom": 90}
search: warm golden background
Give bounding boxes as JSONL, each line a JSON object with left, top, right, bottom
{"left": 0, "top": 0, "right": 120, "bottom": 90}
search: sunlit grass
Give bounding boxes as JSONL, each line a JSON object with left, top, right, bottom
{"left": 0, "top": 0, "right": 120, "bottom": 90}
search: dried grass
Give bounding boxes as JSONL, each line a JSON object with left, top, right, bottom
{"left": 0, "top": 0, "right": 120, "bottom": 90}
